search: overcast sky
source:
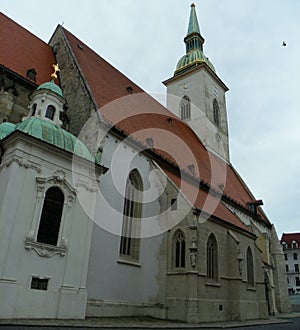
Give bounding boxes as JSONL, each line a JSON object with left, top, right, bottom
{"left": 2, "top": 0, "right": 300, "bottom": 238}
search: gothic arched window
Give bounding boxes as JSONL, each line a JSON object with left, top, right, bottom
{"left": 180, "top": 96, "right": 191, "bottom": 121}
{"left": 45, "top": 105, "right": 55, "bottom": 120}
{"left": 174, "top": 230, "right": 185, "bottom": 268}
{"left": 207, "top": 234, "right": 218, "bottom": 281}
{"left": 119, "top": 170, "right": 143, "bottom": 261}
{"left": 247, "top": 247, "right": 255, "bottom": 286}
{"left": 213, "top": 99, "right": 220, "bottom": 126}
{"left": 37, "top": 187, "right": 64, "bottom": 246}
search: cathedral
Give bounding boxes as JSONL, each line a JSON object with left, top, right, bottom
{"left": 0, "top": 4, "right": 290, "bottom": 323}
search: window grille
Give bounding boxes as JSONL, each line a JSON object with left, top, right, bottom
{"left": 31, "top": 277, "right": 48, "bottom": 291}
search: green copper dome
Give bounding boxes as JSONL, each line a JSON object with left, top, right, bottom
{"left": 0, "top": 122, "right": 16, "bottom": 140}
{"left": 37, "top": 80, "right": 64, "bottom": 97}
{"left": 176, "top": 49, "right": 215, "bottom": 74}
{"left": 14, "top": 118, "right": 97, "bottom": 163}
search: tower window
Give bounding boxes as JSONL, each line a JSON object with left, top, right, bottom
{"left": 45, "top": 105, "right": 55, "bottom": 120}
{"left": 213, "top": 99, "right": 220, "bottom": 126}
{"left": 207, "top": 234, "right": 218, "bottom": 281}
{"left": 37, "top": 187, "right": 64, "bottom": 246}
{"left": 119, "top": 170, "right": 142, "bottom": 261}
{"left": 174, "top": 230, "right": 185, "bottom": 268}
{"left": 180, "top": 95, "right": 191, "bottom": 121}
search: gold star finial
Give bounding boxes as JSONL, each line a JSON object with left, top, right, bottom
{"left": 51, "top": 63, "right": 60, "bottom": 80}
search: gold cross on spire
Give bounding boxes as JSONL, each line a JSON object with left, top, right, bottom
{"left": 51, "top": 63, "right": 60, "bottom": 80}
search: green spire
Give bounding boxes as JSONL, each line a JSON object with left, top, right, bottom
{"left": 187, "top": 3, "right": 201, "bottom": 35}
{"left": 184, "top": 3, "right": 205, "bottom": 53}
{"left": 174, "top": 4, "right": 215, "bottom": 75}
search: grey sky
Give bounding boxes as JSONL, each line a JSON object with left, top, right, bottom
{"left": 2, "top": 0, "right": 300, "bottom": 237}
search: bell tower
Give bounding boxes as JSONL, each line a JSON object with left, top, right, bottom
{"left": 163, "top": 3, "right": 230, "bottom": 162}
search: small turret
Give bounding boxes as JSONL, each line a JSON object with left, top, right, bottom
{"left": 23, "top": 64, "right": 64, "bottom": 126}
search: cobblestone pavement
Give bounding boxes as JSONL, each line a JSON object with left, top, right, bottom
{"left": 0, "top": 313, "right": 300, "bottom": 329}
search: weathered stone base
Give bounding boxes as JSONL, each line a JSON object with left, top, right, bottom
{"left": 166, "top": 298, "right": 269, "bottom": 323}
{"left": 86, "top": 300, "right": 167, "bottom": 320}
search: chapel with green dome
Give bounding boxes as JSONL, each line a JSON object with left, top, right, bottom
{"left": 0, "top": 68, "right": 99, "bottom": 164}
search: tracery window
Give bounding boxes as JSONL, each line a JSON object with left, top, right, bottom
{"left": 207, "top": 234, "right": 218, "bottom": 281}
{"left": 180, "top": 95, "right": 191, "bottom": 121}
{"left": 247, "top": 247, "right": 255, "bottom": 287}
{"left": 119, "top": 170, "right": 142, "bottom": 261}
{"left": 45, "top": 105, "right": 55, "bottom": 120}
{"left": 213, "top": 98, "right": 220, "bottom": 126}
{"left": 37, "top": 187, "right": 64, "bottom": 246}
{"left": 174, "top": 230, "right": 185, "bottom": 268}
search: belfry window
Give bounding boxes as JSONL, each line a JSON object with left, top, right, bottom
{"left": 37, "top": 187, "right": 64, "bottom": 246}
{"left": 119, "top": 170, "right": 142, "bottom": 261}
{"left": 180, "top": 95, "right": 191, "bottom": 121}
{"left": 213, "top": 99, "right": 220, "bottom": 126}
{"left": 174, "top": 230, "right": 185, "bottom": 268}
{"left": 45, "top": 105, "right": 55, "bottom": 120}
{"left": 247, "top": 247, "right": 255, "bottom": 287}
{"left": 207, "top": 234, "right": 218, "bottom": 281}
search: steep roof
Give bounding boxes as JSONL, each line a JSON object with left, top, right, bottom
{"left": 0, "top": 13, "right": 270, "bottom": 232}
{"left": 281, "top": 233, "right": 300, "bottom": 248}
{"left": 0, "top": 12, "right": 56, "bottom": 85}
{"left": 62, "top": 27, "right": 269, "bottom": 228}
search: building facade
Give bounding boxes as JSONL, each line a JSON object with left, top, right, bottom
{"left": 0, "top": 4, "right": 290, "bottom": 323}
{"left": 281, "top": 233, "right": 300, "bottom": 294}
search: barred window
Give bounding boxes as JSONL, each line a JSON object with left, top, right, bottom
{"left": 247, "top": 247, "right": 255, "bottom": 286}
{"left": 207, "top": 234, "right": 218, "bottom": 281}
{"left": 37, "top": 187, "right": 64, "bottom": 246}
{"left": 174, "top": 230, "right": 185, "bottom": 268}
{"left": 119, "top": 170, "right": 142, "bottom": 261}
{"left": 180, "top": 96, "right": 191, "bottom": 121}
{"left": 31, "top": 277, "right": 48, "bottom": 291}
{"left": 45, "top": 105, "right": 55, "bottom": 120}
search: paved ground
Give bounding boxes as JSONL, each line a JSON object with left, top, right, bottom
{"left": 0, "top": 313, "right": 300, "bottom": 329}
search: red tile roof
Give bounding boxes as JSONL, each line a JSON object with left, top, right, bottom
{"left": 62, "top": 27, "right": 270, "bottom": 228}
{"left": 0, "top": 12, "right": 56, "bottom": 85}
{"left": 281, "top": 233, "right": 300, "bottom": 248}
{"left": 0, "top": 14, "right": 270, "bottom": 232}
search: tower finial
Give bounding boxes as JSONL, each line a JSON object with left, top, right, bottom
{"left": 51, "top": 63, "right": 60, "bottom": 81}
{"left": 187, "top": 3, "right": 201, "bottom": 35}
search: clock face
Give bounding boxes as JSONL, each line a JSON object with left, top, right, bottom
{"left": 179, "top": 82, "right": 190, "bottom": 95}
